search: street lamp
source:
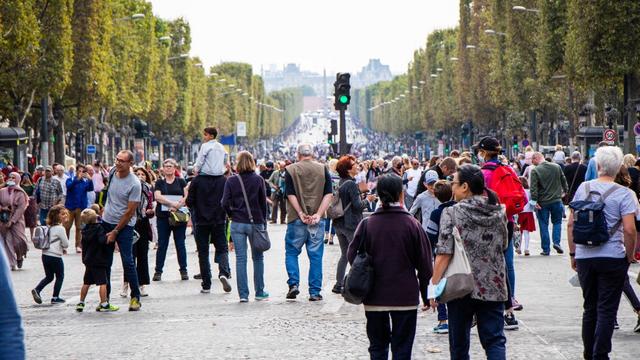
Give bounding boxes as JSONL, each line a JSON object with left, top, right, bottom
{"left": 512, "top": 5, "right": 540, "bottom": 13}
{"left": 430, "top": 74, "right": 439, "bottom": 78}
{"left": 465, "top": 44, "right": 477, "bottom": 49}
{"left": 116, "top": 13, "right": 145, "bottom": 22}
{"left": 484, "top": 29, "right": 507, "bottom": 36}
{"left": 419, "top": 80, "right": 426, "bottom": 85}
{"left": 168, "top": 54, "right": 189, "bottom": 61}
{"left": 158, "top": 36, "right": 171, "bottom": 42}
{"left": 450, "top": 57, "right": 459, "bottom": 61}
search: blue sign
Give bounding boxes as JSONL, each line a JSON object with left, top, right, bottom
{"left": 86, "top": 145, "right": 96, "bottom": 154}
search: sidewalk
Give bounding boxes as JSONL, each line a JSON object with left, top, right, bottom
{"left": 9, "top": 222, "right": 640, "bottom": 359}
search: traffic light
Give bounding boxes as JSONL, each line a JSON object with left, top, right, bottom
{"left": 333, "top": 73, "right": 351, "bottom": 110}
{"left": 330, "top": 119, "right": 338, "bottom": 135}
{"left": 327, "top": 133, "right": 334, "bottom": 144}
{"left": 512, "top": 135, "right": 519, "bottom": 150}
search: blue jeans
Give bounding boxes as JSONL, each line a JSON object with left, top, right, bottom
{"left": 536, "top": 201, "right": 564, "bottom": 254}
{"left": 39, "top": 208, "right": 49, "bottom": 226}
{"left": 155, "top": 216, "right": 187, "bottom": 274}
{"left": 230, "top": 222, "right": 266, "bottom": 299}
{"left": 447, "top": 296, "right": 506, "bottom": 360}
{"left": 504, "top": 224, "right": 515, "bottom": 298}
{"left": 285, "top": 218, "right": 325, "bottom": 295}
{"left": 324, "top": 217, "right": 335, "bottom": 235}
{"left": 103, "top": 222, "right": 139, "bottom": 299}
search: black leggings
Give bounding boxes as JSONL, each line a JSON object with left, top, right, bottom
{"left": 35, "top": 255, "right": 64, "bottom": 298}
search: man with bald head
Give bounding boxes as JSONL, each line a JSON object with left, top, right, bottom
{"left": 530, "top": 152, "right": 568, "bottom": 255}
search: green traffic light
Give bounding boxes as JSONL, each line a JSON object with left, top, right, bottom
{"left": 339, "top": 95, "right": 348, "bottom": 104}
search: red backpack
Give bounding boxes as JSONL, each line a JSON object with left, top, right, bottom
{"left": 482, "top": 163, "right": 526, "bottom": 218}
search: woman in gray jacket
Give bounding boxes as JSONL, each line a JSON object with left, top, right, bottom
{"left": 331, "top": 155, "right": 376, "bottom": 294}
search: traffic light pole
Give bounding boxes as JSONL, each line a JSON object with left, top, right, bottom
{"left": 339, "top": 109, "right": 347, "bottom": 156}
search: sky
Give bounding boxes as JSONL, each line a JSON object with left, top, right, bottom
{"left": 149, "top": 0, "right": 460, "bottom": 76}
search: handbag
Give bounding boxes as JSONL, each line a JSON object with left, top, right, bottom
{"left": 342, "top": 218, "right": 374, "bottom": 305}
{"left": 168, "top": 209, "right": 190, "bottom": 227}
{"left": 236, "top": 175, "right": 271, "bottom": 252}
{"left": 437, "top": 224, "right": 475, "bottom": 303}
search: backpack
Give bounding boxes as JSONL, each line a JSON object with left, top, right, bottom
{"left": 569, "top": 182, "right": 623, "bottom": 246}
{"left": 33, "top": 225, "right": 59, "bottom": 250}
{"left": 327, "top": 180, "right": 353, "bottom": 220}
{"left": 482, "top": 163, "right": 526, "bottom": 218}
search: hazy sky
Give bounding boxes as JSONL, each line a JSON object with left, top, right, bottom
{"left": 149, "top": 0, "right": 459, "bottom": 75}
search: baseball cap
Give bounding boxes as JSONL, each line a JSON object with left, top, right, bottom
{"left": 45, "top": 166, "right": 53, "bottom": 172}
{"left": 424, "top": 170, "right": 439, "bottom": 185}
{"left": 472, "top": 136, "right": 501, "bottom": 154}
{"left": 35, "top": 165, "right": 44, "bottom": 171}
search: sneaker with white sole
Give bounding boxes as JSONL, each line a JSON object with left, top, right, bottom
{"left": 139, "top": 285, "right": 148, "bottom": 297}
{"left": 504, "top": 313, "right": 519, "bottom": 330}
{"left": 634, "top": 316, "right": 640, "bottom": 333}
{"left": 433, "top": 323, "right": 449, "bottom": 334}
{"left": 120, "top": 282, "right": 129, "bottom": 298}
{"left": 219, "top": 276, "right": 232, "bottom": 293}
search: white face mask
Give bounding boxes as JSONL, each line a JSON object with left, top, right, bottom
{"left": 6, "top": 181, "right": 16, "bottom": 187}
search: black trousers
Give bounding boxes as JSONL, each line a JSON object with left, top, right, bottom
{"left": 35, "top": 255, "right": 64, "bottom": 298}
{"left": 195, "top": 223, "right": 230, "bottom": 290}
{"left": 124, "top": 218, "right": 151, "bottom": 285}
{"left": 365, "top": 310, "right": 417, "bottom": 360}
{"left": 271, "top": 195, "right": 287, "bottom": 224}
{"left": 576, "top": 257, "right": 629, "bottom": 360}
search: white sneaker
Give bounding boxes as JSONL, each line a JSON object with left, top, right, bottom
{"left": 139, "top": 285, "right": 148, "bottom": 297}
{"left": 120, "top": 282, "right": 129, "bottom": 298}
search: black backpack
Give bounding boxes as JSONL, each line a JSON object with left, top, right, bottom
{"left": 569, "top": 182, "right": 623, "bottom": 246}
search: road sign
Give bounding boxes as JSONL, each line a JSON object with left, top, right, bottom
{"left": 522, "top": 139, "right": 530, "bottom": 147}
{"left": 236, "top": 122, "right": 247, "bottom": 137}
{"left": 603, "top": 129, "right": 617, "bottom": 144}
{"left": 86, "top": 144, "right": 96, "bottom": 154}
{"left": 634, "top": 122, "right": 640, "bottom": 136}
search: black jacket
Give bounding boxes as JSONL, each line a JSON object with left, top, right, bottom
{"left": 185, "top": 174, "right": 227, "bottom": 225}
{"left": 333, "top": 177, "right": 367, "bottom": 231}
{"left": 563, "top": 162, "right": 587, "bottom": 202}
{"left": 81, "top": 223, "right": 114, "bottom": 268}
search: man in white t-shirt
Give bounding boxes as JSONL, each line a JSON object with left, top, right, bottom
{"left": 404, "top": 158, "right": 422, "bottom": 210}
{"left": 53, "top": 164, "right": 69, "bottom": 201}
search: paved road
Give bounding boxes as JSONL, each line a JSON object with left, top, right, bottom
{"left": 10, "top": 221, "right": 640, "bottom": 359}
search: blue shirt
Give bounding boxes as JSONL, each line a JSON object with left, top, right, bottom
{"left": 194, "top": 140, "right": 227, "bottom": 176}
{"left": 64, "top": 177, "right": 94, "bottom": 210}
{"left": 585, "top": 157, "right": 598, "bottom": 181}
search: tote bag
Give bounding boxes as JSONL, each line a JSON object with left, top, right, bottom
{"left": 438, "top": 226, "right": 475, "bottom": 303}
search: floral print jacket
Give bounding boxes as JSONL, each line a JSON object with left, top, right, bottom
{"left": 436, "top": 195, "right": 509, "bottom": 302}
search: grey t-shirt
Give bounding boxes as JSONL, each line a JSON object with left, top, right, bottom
{"left": 103, "top": 172, "right": 141, "bottom": 227}
{"left": 572, "top": 180, "right": 637, "bottom": 259}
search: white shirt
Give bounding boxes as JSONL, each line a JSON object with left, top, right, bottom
{"left": 54, "top": 174, "right": 69, "bottom": 196}
{"left": 405, "top": 168, "right": 422, "bottom": 197}
{"left": 194, "top": 140, "right": 227, "bottom": 176}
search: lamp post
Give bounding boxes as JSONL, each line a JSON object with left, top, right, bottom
{"left": 512, "top": 5, "right": 540, "bottom": 14}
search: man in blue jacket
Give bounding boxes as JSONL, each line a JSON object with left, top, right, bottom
{"left": 65, "top": 164, "right": 94, "bottom": 253}
{"left": 0, "top": 243, "right": 25, "bottom": 360}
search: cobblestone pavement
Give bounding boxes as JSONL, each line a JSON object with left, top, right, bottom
{"left": 10, "top": 220, "right": 640, "bottom": 359}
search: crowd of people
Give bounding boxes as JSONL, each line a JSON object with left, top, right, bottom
{"left": 1, "top": 124, "right": 640, "bottom": 359}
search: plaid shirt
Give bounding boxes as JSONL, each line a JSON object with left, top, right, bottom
{"left": 35, "top": 177, "right": 63, "bottom": 209}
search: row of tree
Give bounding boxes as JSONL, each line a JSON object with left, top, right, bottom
{"left": 0, "top": 0, "right": 302, "bottom": 163}
{"left": 352, "top": 0, "right": 640, "bottom": 150}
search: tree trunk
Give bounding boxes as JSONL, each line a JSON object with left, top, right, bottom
{"left": 567, "top": 82, "right": 577, "bottom": 152}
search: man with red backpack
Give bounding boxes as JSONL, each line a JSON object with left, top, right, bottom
{"left": 529, "top": 152, "right": 568, "bottom": 255}
{"left": 474, "top": 136, "right": 527, "bottom": 331}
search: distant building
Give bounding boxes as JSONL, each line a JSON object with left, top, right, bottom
{"left": 262, "top": 59, "right": 394, "bottom": 95}
{"left": 352, "top": 59, "right": 393, "bottom": 89}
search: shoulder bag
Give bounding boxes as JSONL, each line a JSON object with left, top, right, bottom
{"left": 437, "top": 211, "right": 475, "bottom": 303}
{"left": 342, "top": 217, "right": 374, "bottom": 305}
{"left": 237, "top": 175, "right": 271, "bottom": 252}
